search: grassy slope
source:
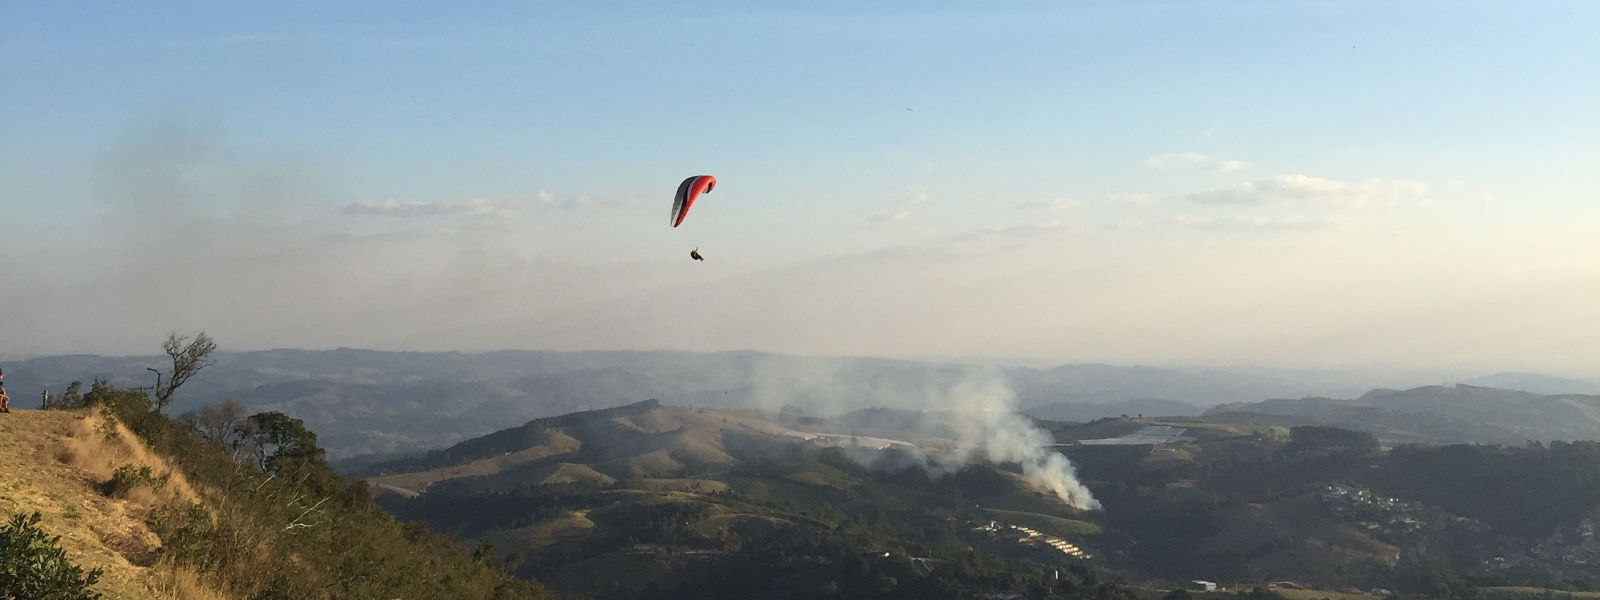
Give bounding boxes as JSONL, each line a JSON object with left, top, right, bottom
{"left": 368, "top": 404, "right": 788, "bottom": 494}
{"left": 374, "top": 403, "right": 1121, "bottom": 598}
{"left": 980, "top": 508, "right": 1101, "bottom": 538}
{"left": 0, "top": 409, "right": 229, "bottom": 600}
{"left": 1477, "top": 588, "right": 1600, "bottom": 600}
{"left": 368, "top": 429, "right": 584, "bottom": 493}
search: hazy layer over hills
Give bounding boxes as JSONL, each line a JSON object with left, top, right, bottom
{"left": 5, "top": 349, "right": 1597, "bottom": 457}
{"left": 1206, "top": 384, "right": 1600, "bottom": 445}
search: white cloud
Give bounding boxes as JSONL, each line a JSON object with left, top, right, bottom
{"left": 535, "top": 189, "right": 631, "bottom": 210}
{"left": 1108, "top": 193, "right": 1161, "bottom": 206}
{"left": 868, "top": 186, "right": 930, "bottom": 225}
{"left": 903, "top": 187, "right": 930, "bottom": 206}
{"left": 1145, "top": 152, "right": 1249, "bottom": 172}
{"left": 1169, "top": 214, "right": 1331, "bottom": 233}
{"left": 342, "top": 197, "right": 506, "bottom": 217}
{"left": 947, "top": 220, "right": 1066, "bottom": 244}
{"left": 1187, "top": 175, "right": 1427, "bottom": 207}
{"left": 868, "top": 209, "right": 911, "bottom": 224}
{"left": 1014, "top": 196, "right": 1079, "bottom": 210}
{"left": 345, "top": 190, "right": 636, "bottom": 217}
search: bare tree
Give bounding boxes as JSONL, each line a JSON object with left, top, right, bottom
{"left": 154, "top": 331, "right": 217, "bottom": 412}
{"left": 178, "top": 399, "right": 249, "bottom": 447}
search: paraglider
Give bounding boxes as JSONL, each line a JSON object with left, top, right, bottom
{"left": 672, "top": 175, "right": 716, "bottom": 261}
{"left": 670, "top": 175, "right": 716, "bottom": 228}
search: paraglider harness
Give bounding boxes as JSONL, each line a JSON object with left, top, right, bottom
{"left": 690, "top": 247, "right": 703, "bottom": 261}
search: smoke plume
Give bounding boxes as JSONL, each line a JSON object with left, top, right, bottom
{"left": 751, "top": 359, "right": 1100, "bottom": 510}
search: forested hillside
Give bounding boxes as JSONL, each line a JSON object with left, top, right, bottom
{"left": 364, "top": 400, "right": 1138, "bottom": 599}
{"left": 358, "top": 401, "right": 1600, "bottom": 599}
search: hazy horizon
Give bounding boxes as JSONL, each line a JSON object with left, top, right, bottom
{"left": 4, "top": 4, "right": 1596, "bottom": 378}
{"left": 4, "top": 345, "right": 1596, "bottom": 389}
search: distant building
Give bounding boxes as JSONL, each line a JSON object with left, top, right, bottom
{"left": 1190, "top": 580, "right": 1218, "bottom": 592}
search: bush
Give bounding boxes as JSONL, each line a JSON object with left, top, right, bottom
{"left": 104, "top": 464, "right": 168, "bottom": 498}
{"left": 0, "top": 511, "right": 103, "bottom": 600}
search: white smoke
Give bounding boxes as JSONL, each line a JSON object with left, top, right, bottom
{"left": 749, "top": 358, "right": 1100, "bottom": 510}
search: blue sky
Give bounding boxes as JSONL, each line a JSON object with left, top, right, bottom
{"left": 2, "top": 2, "right": 1597, "bottom": 376}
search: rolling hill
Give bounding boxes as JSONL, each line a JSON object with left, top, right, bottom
{"left": 356, "top": 397, "right": 1600, "bottom": 598}
{"left": 361, "top": 400, "right": 1116, "bottom": 599}
{"left": 3, "top": 349, "right": 1466, "bottom": 459}
{"left": 1204, "top": 384, "right": 1600, "bottom": 444}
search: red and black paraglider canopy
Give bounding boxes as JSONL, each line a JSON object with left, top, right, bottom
{"left": 670, "top": 175, "right": 716, "bottom": 228}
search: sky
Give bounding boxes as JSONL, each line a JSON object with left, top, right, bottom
{"left": 2, "top": 2, "right": 1597, "bottom": 377}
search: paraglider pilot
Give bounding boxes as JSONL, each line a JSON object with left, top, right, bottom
{"left": 690, "top": 247, "right": 703, "bottom": 261}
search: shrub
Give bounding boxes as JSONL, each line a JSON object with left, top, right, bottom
{"left": 0, "top": 511, "right": 103, "bottom": 600}
{"left": 104, "top": 464, "right": 169, "bottom": 498}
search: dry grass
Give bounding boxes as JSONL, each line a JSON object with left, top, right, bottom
{"left": 0, "top": 409, "right": 234, "bottom": 600}
{"left": 60, "top": 410, "right": 203, "bottom": 507}
{"left": 626, "top": 478, "right": 731, "bottom": 494}
{"left": 625, "top": 451, "right": 686, "bottom": 479}
{"left": 540, "top": 463, "right": 617, "bottom": 486}
{"left": 491, "top": 509, "right": 597, "bottom": 550}
{"left": 1478, "top": 588, "right": 1600, "bottom": 600}
{"left": 148, "top": 561, "right": 233, "bottom": 600}
{"left": 366, "top": 405, "right": 777, "bottom": 496}
{"left": 366, "top": 429, "right": 584, "bottom": 494}
{"left": 1270, "top": 587, "right": 1381, "bottom": 600}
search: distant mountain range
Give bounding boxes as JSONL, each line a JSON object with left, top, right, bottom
{"left": 1206, "top": 384, "right": 1600, "bottom": 445}
{"left": 3, "top": 348, "right": 1596, "bottom": 457}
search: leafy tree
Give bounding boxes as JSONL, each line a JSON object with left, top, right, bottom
{"left": 82, "top": 380, "right": 151, "bottom": 413}
{"left": 43, "top": 380, "right": 152, "bottom": 413}
{"left": 242, "top": 411, "right": 326, "bottom": 474}
{"left": 41, "top": 382, "right": 83, "bottom": 410}
{"left": 0, "top": 512, "right": 103, "bottom": 600}
{"left": 1286, "top": 425, "right": 1379, "bottom": 457}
